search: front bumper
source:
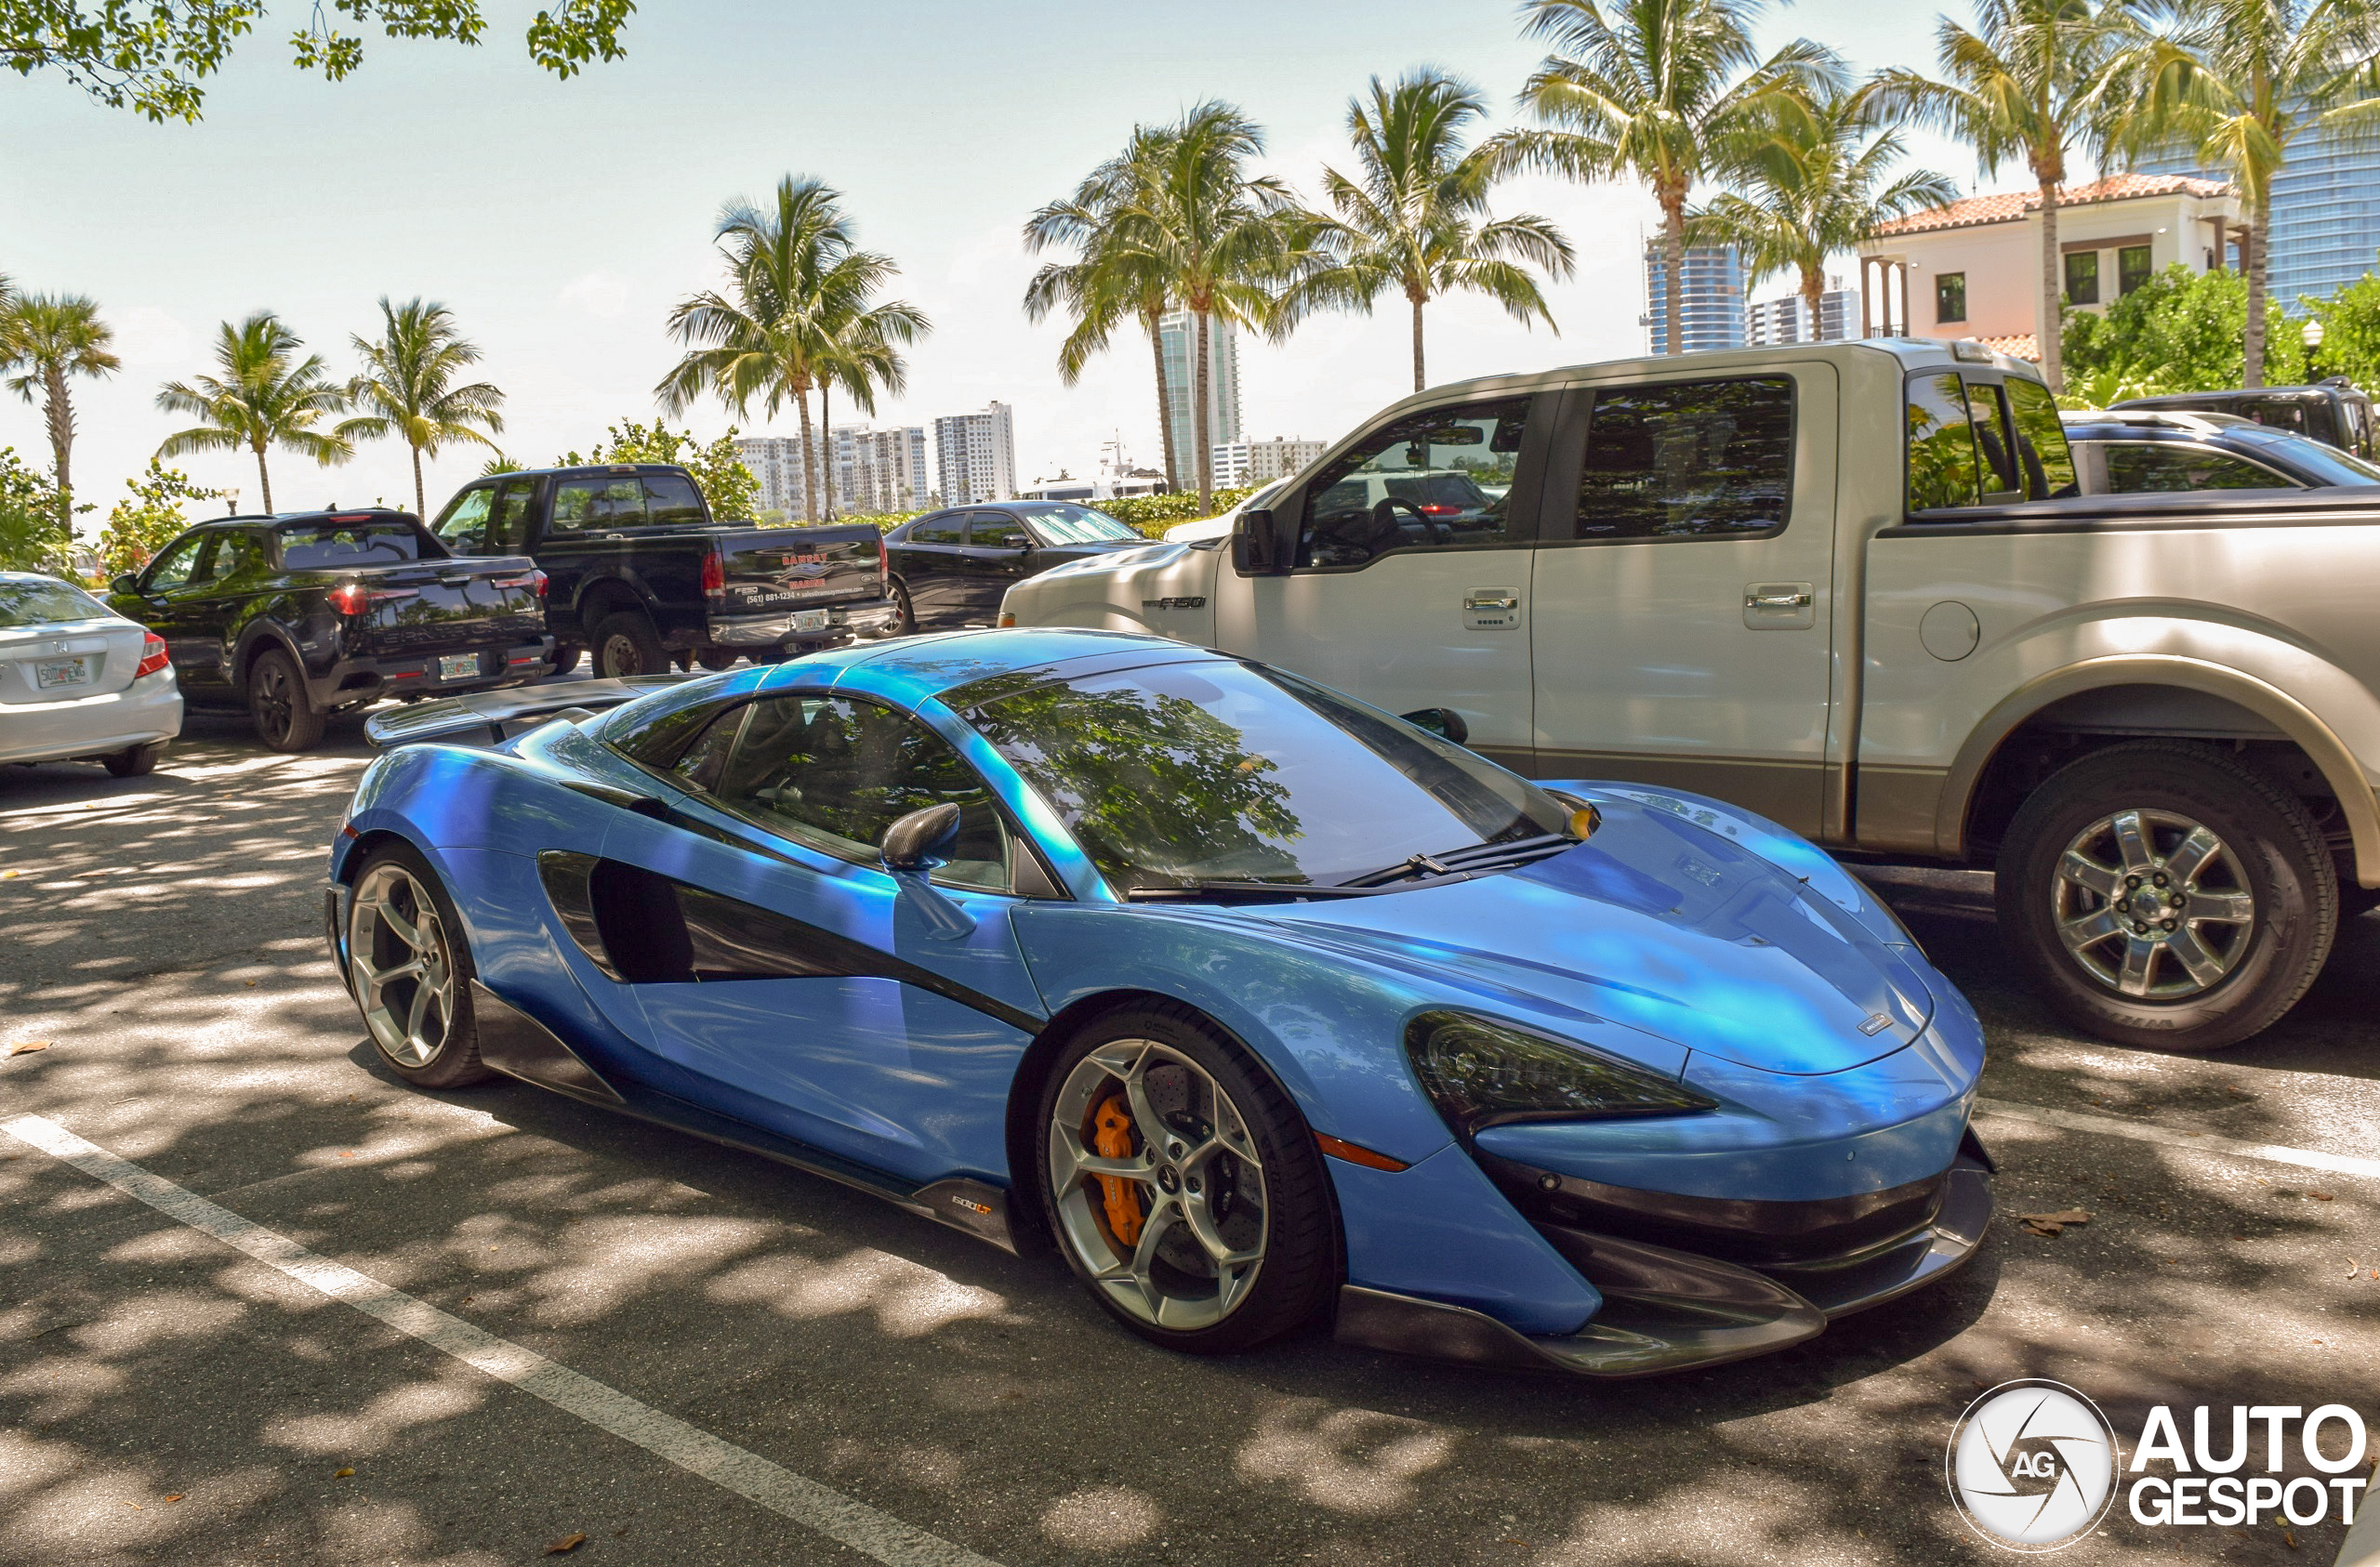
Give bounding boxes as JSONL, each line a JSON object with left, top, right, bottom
{"left": 705, "top": 598, "right": 903, "bottom": 647}
{"left": 1334, "top": 1133, "right": 1992, "bottom": 1377}
{"left": 314, "top": 639, "right": 554, "bottom": 710}
{"left": 0, "top": 671, "right": 183, "bottom": 765}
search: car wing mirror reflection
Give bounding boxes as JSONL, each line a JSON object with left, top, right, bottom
{"left": 1400, "top": 706, "right": 1472, "bottom": 746}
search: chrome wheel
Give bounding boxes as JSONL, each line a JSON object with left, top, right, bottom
{"left": 2051, "top": 808, "right": 2256, "bottom": 1000}
{"left": 348, "top": 863, "right": 459, "bottom": 1068}
{"left": 1046, "top": 1039, "right": 1269, "bottom": 1331}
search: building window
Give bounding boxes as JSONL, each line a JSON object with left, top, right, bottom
{"left": 2065, "top": 250, "right": 2100, "bottom": 305}
{"left": 1936, "top": 272, "right": 1967, "bottom": 324}
{"left": 2119, "top": 244, "right": 2153, "bottom": 295}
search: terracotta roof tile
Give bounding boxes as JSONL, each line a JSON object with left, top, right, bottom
{"left": 1977, "top": 333, "right": 2040, "bottom": 361}
{"left": 1871, "top": 173, "right": 2234, "bottom": 237}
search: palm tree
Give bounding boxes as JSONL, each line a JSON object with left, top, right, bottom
{"left": 2102, "top": 0, "right": 2380, "bottom": 388}
{"left": 658, "top": 178, "right": 926, "bottom": 522}
{"left": 1492, "top": 0, "right": 1841, "bottom": 358}
{"left": 1, "top": 293, "right": 120, "bottom": 534}
{"left": 154, "top": 312, "right": 357, "bottom": 514}
{"left": 1870, "top": 0, "right": 2130, "bottom": 391}
{"left": 1113, "top": 101, "right": 1307, "bottom": 510}
{"left": 815, "top": 297, "right": 927, "bottom": 516}
{"left": 1285, "top": 71, "right": 1576, "bottom": 392}
{"left": 1688, "top": 87, "right": 1960, "bottom": 340}
{"left": 1025, "top": 125, "right": 1191, "bottom": 491}
{"left": 343, "top": 297, "right": 507, "bottom": 518}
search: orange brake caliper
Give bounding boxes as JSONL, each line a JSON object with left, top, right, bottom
{"left": 1091, "top": 1096, "right": 1144, "bottom": 1245}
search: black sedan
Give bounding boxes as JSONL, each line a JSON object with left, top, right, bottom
{"left": 2061, "top": 409, "right": 2380, "bottom": 494}
{"left": 883, "top": 502, "right": 1157, "bottom": 632}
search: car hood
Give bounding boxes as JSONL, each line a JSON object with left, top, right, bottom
{"left": 1245, "top": 797, "right": 1937, "bottom": 1076}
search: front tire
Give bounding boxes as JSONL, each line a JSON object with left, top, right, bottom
{"left": 344, "top": 842, "right": 494, "bottom": 1087}
{"left": 589, "top": 612, "right": 666, "bottom": 678}
{"left": 103, "top": 741, "right": 165, "bottom": 777}
{"left": 891, "top": 578, "right": 918, "bottom": 635}
{"left": 1036, "top": 1003, "right": 1336, "bottom": 1353}
{"left": 247, "top": 649, "right": 325, "bottom": 752}
{"left": 1998, "top": 741, "right": 2336, "bottom": 1051}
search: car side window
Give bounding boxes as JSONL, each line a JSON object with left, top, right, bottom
{"left": 213, "top": 531, "right": 268, "bottom": 582}
{"left": 490, "top": 480, "right": 537, "bottom": 551}
{"left": 2103, "top": 444, "right": 2292, "bottom": 494}
{"left": 551, "top": 477, "right": 641, "bottom": 533}
{"left": 1570, "top": 376, "right": 1793, "bottom": 540}
{"left": 1964, "top": 382, "right": 2023, "bottom": 497}
{"left": 968, "top": 512, "right": 1029, "bottom": 549}
{"left": 2003, "top": 377, "right": 2079, "bottom": 497}
{"left": 433, "top": 485, "right": 497, "bottom": 551}
{"left": 1297, "top": 396, "right": 1527, "bottom": 568}
{"left": 908, "top": 515, "right": 964, "bottom": 545}
{"left": 642, "top": 473, "right": 707, "bottom": 525}
{"left": 1908, "top": 372, "right": 1984, "bottom": 510}
{"left": 142, "top": 534, "right": 209, "bottom": 592}
{"left": 692, "top": 694, "right": 1012, "bottom": 891}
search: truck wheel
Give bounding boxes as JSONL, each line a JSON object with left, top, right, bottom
{"left": 1997, "top": 741, "right": 2336, "bottom": 1051}
{"left": 694, "top": 649, "right": 738, "bottom": 672}
{"left": 548, "top": 642, "right": 583, "bottom": 678}
{"left": 248, "top": 649, "right": 326, "bottom": 752}
{"left": 589, "top": 612, "right": 665, "bottom": 678}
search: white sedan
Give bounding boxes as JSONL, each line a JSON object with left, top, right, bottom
{"left": 0, "top": 572, "right": 182, "bottom": 776}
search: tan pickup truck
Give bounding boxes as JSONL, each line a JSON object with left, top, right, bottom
{"left": 1001, "top": 339, "right": 2380, "bottom": 1052}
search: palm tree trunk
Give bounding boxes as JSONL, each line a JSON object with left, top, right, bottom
{"left": 1411, "top": 294, "right": 1426, "bottom": 392}
{"left": 43, "top": 370, "right": 72, "bottom": 539}
{"left": 1193, "top": 310, "right": 1214, "bottom": 512}
{"left": 1662, "top": 193, "right": 1686, "bottom": 356}
{"left": 2243, "top": 206, "right": 2268, "bottom": 390}
{"left": 1148, "top": 313, "right": 1180, "bottom": 492}
{"left": 255, "top": 441, "right": 274, "bottom": 516}
{"left": 2038, "top": 178, "right": 2064, "bottom": 393}
{"left": 821, "top": 383, "right": 836, "bottom": 520}
{"left": 411, "top": 445, "right": 426, "bottom": 520}
{"left": 1801, "top": 264, "right": 1826, "bottom": 345}
{"left": 795, "top": 386, "right": 819, "bottom": 522}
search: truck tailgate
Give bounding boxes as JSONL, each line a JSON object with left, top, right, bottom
{"left": 343, "top": 558, "right": 547, "bottom": 654}
{"left": 713, "top": 526, "right": 884, "bottom": 612}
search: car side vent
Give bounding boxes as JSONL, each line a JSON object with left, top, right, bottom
{"left": 536, "top": 849, "right": 852, "bottom": 984}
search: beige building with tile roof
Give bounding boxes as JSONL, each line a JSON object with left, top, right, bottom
{"left": 1857, "top": 174, "right": 2243, "bottom": 360}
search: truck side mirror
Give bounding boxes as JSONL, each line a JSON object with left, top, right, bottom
{"left": 109, "top": 573, "right": 139, "bottom": 598}
{"left": 1232, "top": 507, "right": 1289, "bottom": 576}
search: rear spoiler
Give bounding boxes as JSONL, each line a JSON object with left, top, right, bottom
{"left": 364, "top": 676, "right": 689, "bottom": 751}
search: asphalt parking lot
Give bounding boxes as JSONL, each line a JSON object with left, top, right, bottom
{"left": 4, "top": 705, "right": 2377, "bottom": 1566}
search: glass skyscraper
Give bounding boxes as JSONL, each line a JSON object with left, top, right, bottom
{"left": 1642, "top": 242, "right": 1748, "bottom": 354}
{"left": 1157, "top": 310, "right": 1241, "bottom": 483}
{"left": 2134, "top": 121, "right": 2380, "bottom": 308}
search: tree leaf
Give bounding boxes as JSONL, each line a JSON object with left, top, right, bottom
{"left": 546, "top": 1534, "right": 588, "bottom": 1555}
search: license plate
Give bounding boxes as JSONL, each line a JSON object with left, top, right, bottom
{"left": 34, "top": 657, "right": 90, "bottom": 691}
{"left": 789, "top": 610, "right": 830, "bottom": 633}
{"left": 436, "top": 653, "right": 481, "bottom": 681}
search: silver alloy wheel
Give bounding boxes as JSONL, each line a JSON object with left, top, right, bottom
{"left": 1047, "top": 1039, "right": 1268, "bottom": 1331}
{"left": 2051, "top": 808, "right": 2256, "bottom": 999}
{"left": 348, "top": 863, "right": 458, "bottom": 1068}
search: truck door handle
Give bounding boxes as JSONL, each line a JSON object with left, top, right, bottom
{"left": 1463, "top": 592, "right": 1519, "bottom": 611}
{"left": 1745, "top": 587, "right": 1812, "bottom": 610}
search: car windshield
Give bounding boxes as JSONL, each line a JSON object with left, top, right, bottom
{"left": 964, "top": 658, "right": 1571, "bottom": 894}
{"left": 2239, "top": 431, "right": 2380, "bottom": 484}
{"left": 1382, "top": 473, "right": 1490, "bottom": 512}
{"left": 0, "top": 578, "right": 108, "bottom": 626}
{"left": 1016, "top": 504, "right": 1138, "bottom": 544}
{"left": 279, "top": 522, "right": 421, "bottom": 567}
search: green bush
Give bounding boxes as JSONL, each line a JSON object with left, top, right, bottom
{"left": 95, "top": 462, "right": 224, "bottom": 579}
{"left": 0, "top": 448, "right": 76, "bottom": 575}
{"left": 2062, "top": 264, "right": 2305, "bottom": 397}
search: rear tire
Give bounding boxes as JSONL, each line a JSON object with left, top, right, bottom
{"left": 891, "top": 578, "right": 918, "bottom": 635}
{"left": 247, "top": 648, "right": 325, "bottom": 752}
{"left": 1997, "top": 740, "right": 2336, "bottom": 1051}
{"left": 103, "top": 742, "right": 165, "bottom": 778}
{"left": 694, "top": 648, "right": 739, "bottom": 672}
{"left": 590, "top": 612, "right": 666, "bottom": 678}
{"left": 1036, "top": 1002, "right": 1336, "bottom": 1354}
{"left": 344, "top": 841, "right": 495, "bottom": 1088}
{"left": 548, "top": 641, "right": 583, "bottom": 678}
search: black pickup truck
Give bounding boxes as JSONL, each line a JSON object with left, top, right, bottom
{"left": 427, "top": 464, "right": 901, "bottom": 677}
{"left": 105, "top": 509, "right": 551, "bottom": 751}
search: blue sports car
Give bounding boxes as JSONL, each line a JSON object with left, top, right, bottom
{"left": 326, "top": 629, "right": 1992, "bottom": 1376}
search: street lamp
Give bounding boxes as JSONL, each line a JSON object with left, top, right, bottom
{"left": 2303, "top": 316, "right": 2326, "bottom": 381}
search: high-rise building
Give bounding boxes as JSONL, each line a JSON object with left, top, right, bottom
{"left": 735, "top": 434, "right": 814, "bottom": 519}
{"left": 830, "top": 425, "right": 931, "bottom": 514}
{"left": 1744, "top": 279, "right": 1858, "bottom": 346}
{"left": 1642, "top": 243, "right": 1747, "bottom": 355}
{"left": 932, "top": 402, "right": 1017, "bottom": 506}
{"left": 1157, "top": 310, "right": 1241, "bottom": 481}
{"left": 1210, "top": 436, "right": 1328, "bottom": 490}
{"left": 2133, "top": 125, "right": 2380, "bottom": 308}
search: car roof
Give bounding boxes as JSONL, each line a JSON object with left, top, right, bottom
{"left": 186, "top": 508, "right": 422, "bottom": 528}
{"left": 465, "top": 463, "right": 694, "bottom": 481}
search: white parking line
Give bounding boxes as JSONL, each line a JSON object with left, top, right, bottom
{"left": 1, "top": 1113, "right": 1005, "bottom": 1567}
{"left": 1976, "top": 1097, "right": 2380, "bottom": 1182}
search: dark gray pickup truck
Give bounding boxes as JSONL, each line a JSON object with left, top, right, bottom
{"left": 428, "top": 463, "right": 901, "bottom": 677}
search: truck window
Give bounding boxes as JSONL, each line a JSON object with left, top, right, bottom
{"left": 1965, "top": 382, "right": 2023, "bottom": 496}
{"left": 278, "top": 522, "right": 421, "bottom": 566}
{"left": 432, "top": 485, "right": 496, "bottom": 551}
{"left": 2003, "top": 377, "right": 2078, "bottom": 497}
{"left": 1568, "top": 376, "right": 1792, "bottom": 540}
{"left": 490, "top": 479, "right": 537, "bottom": 551}
{"left": 1297, "top": 397, "right": 1527, "bottom": 568}
{"left": 1908, "top": 373, "right": 1984, "bottom": 509}
{"left": 550, "top": 472, "right": 706, "bottom": 532}
{"left": 2102, "top": 444, "right": 2292, "bottom": 493}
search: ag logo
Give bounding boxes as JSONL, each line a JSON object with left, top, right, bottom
{"left": 1947, "top": 1379, "right": 2122, "bottom": 1551}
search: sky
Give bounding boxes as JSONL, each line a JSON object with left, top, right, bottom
{"left": 0, "top": 0, "right": 2002, "bottom": 529}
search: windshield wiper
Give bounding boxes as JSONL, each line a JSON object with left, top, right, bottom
{"left": 1124, "top": 880, "right": 1385, "bottom": 903}
{"left": 1332, "top": 832, "right": 1578, "bottom": 889}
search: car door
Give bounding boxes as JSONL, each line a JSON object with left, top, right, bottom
{"left": 960, "top": 510, "right": 1034, "bottom": 621}
{"left": 126, "top": 533, "right": 228, "bottom": 697}
{"left": 890, "top": 513, "right": 970, "bottom": 628}
{"left": 1527, "top": 364, "right": 1839, "bottom": 835}
{"left": 1213, "top": 392, "right": 1547, "bottom": 771}
{"left": 589, "top": 689, "right": 1045, "bottom": 1183}
{"left": 428, "top": 482, "right": 500, "bottom": 555}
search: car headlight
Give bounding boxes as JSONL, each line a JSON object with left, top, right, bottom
{"left": 1404, "top": 1011, "right": 1716, "bottom": 1137}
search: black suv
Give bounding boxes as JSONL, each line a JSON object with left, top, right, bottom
{"left": 2060, "top": 409, "right": 2380, "bottom": 494}
{"left": 107, "top": 510, "right": 549, "bottom": 750}
{"left": 2112, "top": 379, "right": 2375, "bottom": 458}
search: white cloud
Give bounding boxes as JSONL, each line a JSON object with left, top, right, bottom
{"left": 108, "top": 306, "right": 195, "bottom": 369}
